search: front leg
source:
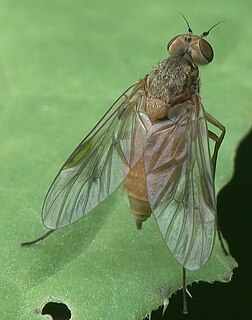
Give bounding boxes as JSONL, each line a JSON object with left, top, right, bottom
{"left": 205, "top": 111, "right": 226, "bottom": 177}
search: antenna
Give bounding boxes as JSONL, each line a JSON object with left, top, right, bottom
{"left": 178, "top": 12, "right": 193, "bottom": 34}
{"left": 201, "top": 21, "right": 224, "bottom": 37}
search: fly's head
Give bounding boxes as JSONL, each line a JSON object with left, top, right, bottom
{"left": 167, "top": 13, "right": 222, "bottom": 65}
{"left": 168, "top": 34, "right": 213, "bottom": 65}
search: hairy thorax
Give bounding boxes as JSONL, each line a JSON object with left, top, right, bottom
{"left": 145, "top": 56, "right": 199, "bottom": 122}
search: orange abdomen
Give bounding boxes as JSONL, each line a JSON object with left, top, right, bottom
{"left": 123, "top": 156, "right": 152, "bottom": 229}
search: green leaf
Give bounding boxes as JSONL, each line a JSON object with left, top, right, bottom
{"left": 1, "top": 0, "right": 250, "bottom": 319}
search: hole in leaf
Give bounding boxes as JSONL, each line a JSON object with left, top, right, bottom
{"left": 42, "top": 302, "right": 71, "bottom": 320}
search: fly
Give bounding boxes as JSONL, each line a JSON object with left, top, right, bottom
{"left": 22, "top": 13, "right": 228, "bottom": 314}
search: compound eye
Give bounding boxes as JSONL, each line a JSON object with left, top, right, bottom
{"left": 199, "top": 38, "right": 214, "bottom": 63}
{"left": 167, "top": 35, "right": 179, "bottom": 51}
{"left": 167, "top": 35, "right": 189, "bottom": 57}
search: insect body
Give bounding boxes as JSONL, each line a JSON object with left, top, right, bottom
{"left": 124, "top": 55, "right": 216, "bottom": 271}
{"left": 22, "top": 17, "right": 226, "bottom": 313}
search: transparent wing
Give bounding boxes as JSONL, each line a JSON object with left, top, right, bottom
{"left": 144, "top": 96, "right": 216, "bottom": 270}
{"left": 43, "top": 79, "right": 152, "bottom": 229}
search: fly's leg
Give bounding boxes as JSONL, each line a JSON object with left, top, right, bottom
{"left": 21, "top": 229, "right": 55, "bottom": 246}
{"left": 205, "top": 111, "right": 226, "bottom": 176}
{"left": 182, "top": 267, "right": 188, "bottom": 314}
{"left": 206, "top": 112, "right": 229, "bottom": 256}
